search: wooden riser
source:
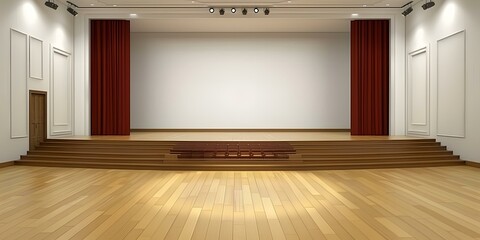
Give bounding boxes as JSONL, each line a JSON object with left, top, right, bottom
{"left": 300, "top": 151, "right": 455, "bottom": 158}
{"left": 296, "top": 146, "right": 447, "bottom": 153}
{"left": 17, "top": 139, "right": 464, "bottom": 170}
{"left": 15, "top": 159, "right": 465, "bottom": 171}
{"left": 27, "top": 150, "right": 166, "bottom": 158}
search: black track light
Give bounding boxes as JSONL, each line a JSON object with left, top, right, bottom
{"left": 402, "top": 6, "right": 413, "bottom": 16}
{"left": 422, "top": 0, "right": 435, "bottom": 10}
{"left": 66, "top": 1, "right": 78, "bottom": 16}
{"left": 67, "top": 6, "right": 78, "bottom": 16}
{"left": 264, "top": 8, "right": 270, "bottom": 15}
{"left": 231, "top": 8, "right": 236, "bottom": 13}
{"left": 209, "top": 7, "right": 215, "bottom": 13}
{"left": 254, "top": 8, "right": 259, "bottom": 13}
{"left": 219, "top": 8, "right": 225, "bottom": 15}
{"left": 242, "top": 8, "right": 247, "bottom": 15}
{"left": 44, "top": 0, "right": 58, "bottom": 10}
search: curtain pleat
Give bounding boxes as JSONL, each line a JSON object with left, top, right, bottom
{"left": 91, "top": 20, "right": 130, "bottom": 135}
{"left": 351, "top": 20, "right": 390, "bottom": 135}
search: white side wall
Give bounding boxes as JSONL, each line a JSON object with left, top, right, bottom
{"left": 131, "top": 32, "right": 350, "bottom": 129}
{"left": 0, "top": 0, "right": 73, "bottom": 163}
{"left": 406, "top": 0, "right": 480, "bottom": 162}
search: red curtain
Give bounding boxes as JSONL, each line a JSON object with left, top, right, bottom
{"left": 351, "top": 20, "right": 390, "bottom": 135}
{"left": 91, "top": 20, "right": 130, "bottom": 135}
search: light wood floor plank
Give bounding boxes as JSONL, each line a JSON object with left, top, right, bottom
{"left": 0, "top": 166, "right": 479, "bottom": 239}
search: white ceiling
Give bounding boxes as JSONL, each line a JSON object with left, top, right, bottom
{"left": 68, "top": 0, "right": 412, "bottom": 8}
{"left": 62, "top": 0, "right": 410, "bottom": 32}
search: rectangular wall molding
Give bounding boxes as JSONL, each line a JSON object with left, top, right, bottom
{"left": 29, "top": 36, "right": 43, "bottom": 80}
{"left": 10, "top": 29, "right": 28, "bottom": 139}
{"left": 437, "top": 30, "right": 466, "bottom": 138}
{"left": 50, "top": 46, "right": 73, "bottom": 136}
{"left": 407, "top": 46, "right": 430, "bottom": 136}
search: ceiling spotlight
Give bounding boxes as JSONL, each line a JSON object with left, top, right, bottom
{"left": 254, "top": 8, "right": 259, "bottom": 13}
{"left": 402, "top": 6, "right": 413, "bottom": 16}
{"left": 422, "top": 0, "right": 435, "bottom": 10}
{"left": 209, "top": 7, "right": 215, "bottom": 13}
{"left": 231, "top": 8, "right": 236, "bottom": 13}
{"left": 66, "top": 1, "right": 78, "bottom": 16}
{"left": 264, "top": 8, "right": 270, "bottom": 15}
{"left": 242, "top": 8, "right": 247, "bottom": 15}
{"left": 67, "top": 6, "right": 78, "bottom": 16}
{"left": 44, "top": 0, "right": 58, "bottom": 10}
{"left": 219, "top": 8, "right": 225, "bottom": 15}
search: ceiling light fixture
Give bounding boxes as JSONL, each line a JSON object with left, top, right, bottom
{"left": 402, "top": 6, "right": 413, "bottom": 16}
{"left": 422, "top": 0, "right": 435, "bottom": 10}
{"left": 67, "top": 6, "right": 78, "bottom": 16}
{"left": 242, "top": 8, "right": 247, "bottom": 15}
{"left": 44, "top": 0, "right": 58, "bottom": 10}
{"left": 231, "top": 8, "right": 236, "bottom": 13}
{"left": 66, "top": 1, "right": 78, "bottom": 16}
{"left": 254, "top": 8, "right": 259, "bottom": 13}
{"left": 209, "top": 7, "right": 214, "bottom": 13}
{"left": 264, "top": 8, "right": 270, "bottom": 15}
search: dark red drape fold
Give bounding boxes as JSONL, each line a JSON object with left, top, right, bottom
{"left": 91, "top": 20, "right": 130, "bottom": 135}
{"left": 351, "top": 20, "right": 390, "bottom": 135}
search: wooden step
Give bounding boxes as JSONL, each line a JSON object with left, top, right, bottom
{"left": 15, "top": 159, "right": 465, "bottom": 171}
{"left": 301, "top": 150, "right": 455, "bottom": 158}
{"left": 16, "top": 138, "right": 465, "bottom": 170}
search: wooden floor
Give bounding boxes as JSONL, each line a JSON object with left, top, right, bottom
{"left": 1, "top": 165, "right": 480, "bottom": 239}
{"left": 58, "top": 131, "right": 419, "bottom": 141}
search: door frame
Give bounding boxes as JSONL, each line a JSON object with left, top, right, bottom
{"left": 29, "top": 90, "right": 47, "bottom": 150}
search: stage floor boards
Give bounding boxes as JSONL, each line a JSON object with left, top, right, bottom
{"left": 56, "top": 131, "right": 420, "bottom": 141}
{"left": 0, "top": 165, "right": 479, "bottom": 239}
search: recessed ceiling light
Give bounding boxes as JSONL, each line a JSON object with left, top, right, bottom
{"left": 113, "top": 4, "right": 117, "bottom": 7}
{"left": 287, "top": 0, "right": 292, "bottom": 3}
{"left": 386, "top": 4, "right": 390, "bottom": 6}
{"left": 231, "top": 8, "right": 236, "bottom": 13}
{"left": 90, "top": 3, "right": 94, "bottom": 6}
{"left": 352, "top": 13, "right": 359, "bottom": 17}
{"left": 363, "top": 4, "right": 367, "bottom": 7}
{"left": 129, "top": 13, "right": 137, "bottom": 17}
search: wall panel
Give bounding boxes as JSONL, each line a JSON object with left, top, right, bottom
{"left": 50, "top": 47, "right": 72, "bottom": 135}
{"left": 10, "top": 29, "right": 28, "bottom": 139}
{"left": 407, "top": 47, "right": 429, "bottom": 135}
{"left": 437, "top": 31, "right": 465, "bottom": 138}
{"left": 29, "top": 36, "right": 43, "bottom": 80}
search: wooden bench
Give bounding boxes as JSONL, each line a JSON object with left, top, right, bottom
{"left": 170, "top": 141, "right": 296, "bottom": 159}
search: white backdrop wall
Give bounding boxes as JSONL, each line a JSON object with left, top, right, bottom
{"left": 406, "top": 0, "right": 480, "bottom": 162}
{"left": 131, "top": 32, "right": 350, "bottom": 129}
{"left": 0, "top": 0, "right": 73, "bottom": 163}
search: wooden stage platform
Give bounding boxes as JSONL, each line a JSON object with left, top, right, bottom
{"left": 16, "top": 132, "right": 464, "bottom": 170}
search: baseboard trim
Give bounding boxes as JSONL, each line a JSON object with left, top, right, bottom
{"left": 0, "top": 161, "right": 15, "bottom": 168}
{"left": 466, "top": 161, "right": 480, "bottom": 168}
{"left": 131, "top": 129, "right": 351, "bottom": 133}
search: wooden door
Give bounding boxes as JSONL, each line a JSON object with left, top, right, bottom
{"left": 29, "top": 91, "right": 47, "bottom": 150}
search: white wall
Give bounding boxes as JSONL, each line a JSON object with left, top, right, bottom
{"left": 131, "top": 32, "right": 350, "bottom": 129}
{"left": 0, "top": 0, "right": 73, "bottom": 163}
{"left": 406, "top": 0, "right": 480, "bottom": 162}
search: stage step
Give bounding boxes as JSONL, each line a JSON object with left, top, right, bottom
{"left": 16, "top": 138, "right": 465, "bottom": 170}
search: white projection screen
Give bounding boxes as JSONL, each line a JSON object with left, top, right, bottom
{"left": 131, "top": 33, "right": 350, "bottom": 129}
